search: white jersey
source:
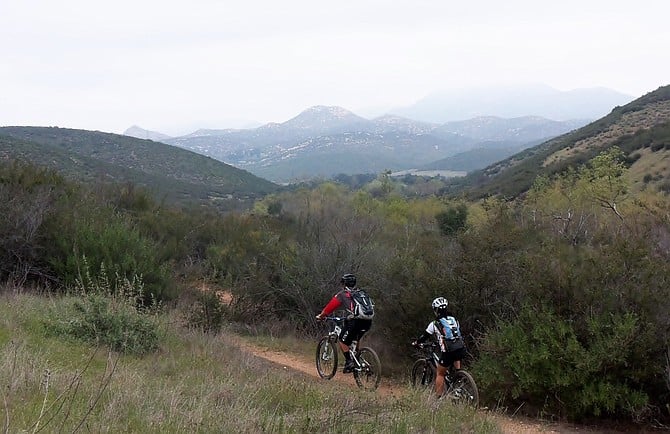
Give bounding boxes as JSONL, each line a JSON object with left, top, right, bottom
{"left": 425, "top": 316, "right": 462, "bottom": 353}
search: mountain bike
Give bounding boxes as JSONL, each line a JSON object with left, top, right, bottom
{"left": 411, "top": 342, "right": 479, "bottom": 407}
{"left": 315, "top": 316, "right": 381, "bottom": 390}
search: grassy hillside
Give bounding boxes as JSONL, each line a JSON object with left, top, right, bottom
{"left": 445, "top": 85, "right": 670, "bottom": 199}
{"left": 420, "top": 143, "right": 530, "bottom": 172}
{"left": 0, "top": 126, "right": 279, "bottom": 208}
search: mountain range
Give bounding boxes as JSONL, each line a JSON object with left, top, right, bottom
{"left": 123, "top": 86, "right": 634, "bottom": 183}
{"left": 3, "top": 84, "right": 666, "bottom": 208}
{"left": 388, "top": 84, "right": 634, "bottom": 122}
{"left": 136, "top": 109, "right": 587, "bottom": 183}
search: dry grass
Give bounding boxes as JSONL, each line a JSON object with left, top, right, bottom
{"left": 0, "top": 292, "right": 503, "bottom": 433}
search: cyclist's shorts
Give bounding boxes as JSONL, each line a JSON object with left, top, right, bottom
{"left": 439, "top": 347, "right": 466, "bottom": 367}
{"left": 340, "top": 318, "right": 372, "bottom": 346}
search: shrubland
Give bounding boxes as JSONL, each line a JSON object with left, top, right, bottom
{"left": 1, "top": 152, "right": 669, "bottom": 426}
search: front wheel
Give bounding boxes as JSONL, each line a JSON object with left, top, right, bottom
{"left": 353, "top": 347, "right": 381, "bottom": 390}
{"left": 411, "top": 359, "right": 435, "bottom": 388}
{"left": 447, "top": 370, "right": 479, "bottom": 407}
{"left": 315, "top": 336, "right": 338, "bottom": 379}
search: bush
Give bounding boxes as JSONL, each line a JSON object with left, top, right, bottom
{"left": 46, "top": 207, "right": 173, "bottom": 301}
{"left": 44, "top": 270, "right": 161, "bottom": 355}
{"left": 0, "top": 161, "right": 66, "bottom": 285}
{"left": 183, "top": 288, "right": 226, "bottom": 333}
{"left": 436, "top": 204, "right": 468, "bottom": 236}
{"left": 473, "top": 305, "right": 649, "bottom": 421}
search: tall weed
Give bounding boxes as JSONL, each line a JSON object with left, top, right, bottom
{"left": 44, "top": 266, "right": 161, "bottom": 355}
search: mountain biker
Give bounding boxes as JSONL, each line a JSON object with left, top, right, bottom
{"left": 316, "top": 273, "right": 372, "bottom": 373}
{"left": 412, "top": 297, "right": 466, "bottom": 397}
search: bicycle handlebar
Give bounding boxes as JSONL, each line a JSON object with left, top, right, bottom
{"left": 411, "top": 341, "right": 437, "bottom": 349}
{"left": 320, "top": 315, "right": 346, "bottom": 322}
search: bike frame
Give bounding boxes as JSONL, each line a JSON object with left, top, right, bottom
{"left": 326, "top": 317, "right": 363, "bottom": 370}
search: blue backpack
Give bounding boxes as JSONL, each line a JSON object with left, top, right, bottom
{"left": 438, "top": 317, "right": 465, "bottom": 350}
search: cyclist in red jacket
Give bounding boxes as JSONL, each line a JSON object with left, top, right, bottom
{"left": 316, "top": 274, "right": 373, "bottom": 373}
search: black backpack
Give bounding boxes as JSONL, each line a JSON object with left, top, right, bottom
{"left": 351, "top": 289, "right": 375, "bottom": 319}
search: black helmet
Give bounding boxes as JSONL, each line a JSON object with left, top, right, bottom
{"left": 340, "top": 273, "right": 356, "bottom": 289}
{"left": 432, "top": 297, "right": 448, "bottom": 317}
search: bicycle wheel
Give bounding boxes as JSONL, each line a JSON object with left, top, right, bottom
{"left": 315, "top": 336, "right": 338, "bottom": 379}
{"left": 353, "top": 347, "right": 381, "bottom": 390}
{"left": 410, "top": 359, "right": 435, "bottom": 388}
{"left": 447, "top": 370, "right": 479, "bottom": 407}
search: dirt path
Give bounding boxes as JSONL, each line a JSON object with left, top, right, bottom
{"left": 231, "top": 336, "right": 603, "bottom": 434}
{"left": 234, "top": 338, "right": 403, "bottom": 397}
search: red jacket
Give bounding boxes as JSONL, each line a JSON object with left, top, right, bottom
{"left": 320, "top": 289, "right": 354, "bottom": 316}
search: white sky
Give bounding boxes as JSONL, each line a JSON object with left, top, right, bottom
{"left": 1, "top": 0, "right": 669, "bottom": 135}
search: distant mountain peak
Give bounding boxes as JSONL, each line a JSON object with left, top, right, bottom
{"left": 280, "top": 105, "right": 369, "bottom": 132}
{"left": 124, "top": 125, "right": 172, "bottom": 142}
{"left": 301, "top": 105, "right": 355, "bottom": 117}
{"left": 289, "top": 105, "right": 362, "bottom": 124}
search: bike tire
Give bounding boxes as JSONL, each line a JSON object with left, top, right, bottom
{"left": 315, "top": 336, "right": 338, "bottom": 379}
{"left": 447, "top": 370, "right": 479, "bottom": 407}
{"left": 353, "top": 347, "right": 381, "bottom": 390}
{"left": 410, "top": 359, "right": 435, "bottom": 388}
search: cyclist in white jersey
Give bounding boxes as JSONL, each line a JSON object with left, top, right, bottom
{"left": 413, "top": 297, "right": 466, "bottom": 397}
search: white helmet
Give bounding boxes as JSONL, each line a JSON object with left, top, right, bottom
{"left": 431, "top": 297, "right": 448, "bottom": 316}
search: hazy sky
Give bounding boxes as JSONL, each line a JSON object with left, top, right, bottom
{"left": 2, "top": 0, "right": 669, "bottom": 135}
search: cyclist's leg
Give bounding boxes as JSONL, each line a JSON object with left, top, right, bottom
{"left": 437, "top": 348, "right": 459, "bottom": 397}
{"left": 435, "top": 362, "right": 448, "bottom": 397}
{"left": 339, "top": 320, "right": 352, "bottom": 353}
{"left": 351, "top": 318, "right": 371, "bottom": 344}
{"left": 339, "top": 321, "right": 355, "bottom": 371}
{"left": 451, "top": 347, "right": 466, "bottom": 370}
{"left": 340, "top": 319, "right": 369, "bottom": 349}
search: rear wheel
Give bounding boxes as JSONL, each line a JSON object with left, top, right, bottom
{"left": 315, "top": 337, "right": 338, "bottom": 379}
{"left": 353, "top": 347, "right": 381, "bottom": 390}
{"left": 447, "top": 370, "right": 479, "bottom": 407}
{"left": 411, "top": 359, "right": 435, "bottom": 388}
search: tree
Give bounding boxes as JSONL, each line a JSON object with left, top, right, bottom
{"left": 436, "top": 203, "right": 468, "bottom": 236}
{"left": 581, "top": 146, "right": 628, "bottom": 221}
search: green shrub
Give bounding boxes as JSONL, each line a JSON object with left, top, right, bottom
{"left": 473, "top": 305, "right": 649, "bottom": 421}
{"left": 183, "top": 288, "right": 226, "bottom": 333}
{"left": 436, "top": 203, "right": 468, "bottom": 236}
{"left": 46, "top": 208, "right": 173, "bottom": 301}
{"left": 44, "top": 271, "right": 161, "bottom": 355}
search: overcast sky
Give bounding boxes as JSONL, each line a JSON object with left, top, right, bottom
{"left": 1, "top": 0, "right": 669, "bottom": 135}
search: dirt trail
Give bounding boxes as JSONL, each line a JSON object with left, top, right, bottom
{"left": 234, "top": 337, "right": 401, "bottom": 397}
{"left": 232, "top": 336, "right": 600, "bottom": 434}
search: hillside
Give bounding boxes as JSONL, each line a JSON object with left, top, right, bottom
{"left": 0, "top": 126, "right": 279, "bottom": 208}
{"left": 420, "top": 143, "right": 531, "bottom": 172}
{"left": 445, "top": 85, "right": 670, "bottom": 199}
